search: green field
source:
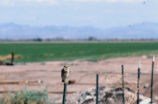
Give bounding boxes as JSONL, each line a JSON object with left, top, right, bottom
{"left": 0, "top": 42, "right": 158, "bottom": 63}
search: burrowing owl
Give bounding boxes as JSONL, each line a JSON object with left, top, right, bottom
{"left": 61, "top": 65, "right": 70, "bottom": 83}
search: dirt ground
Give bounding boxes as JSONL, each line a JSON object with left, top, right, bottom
{"left": 0, "top": 56, "right": 158, "bottom": 103}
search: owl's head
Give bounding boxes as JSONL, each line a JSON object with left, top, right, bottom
{"left": 64, "top": 65, "right": 69, "bottom": 68}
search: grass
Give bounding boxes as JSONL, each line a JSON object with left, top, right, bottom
{"left": 0, "top": 42, "right": 158, "bottom": 62}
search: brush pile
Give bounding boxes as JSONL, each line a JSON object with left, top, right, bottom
{"left": 76, "top": 86, "right": 147, "bottom": 104}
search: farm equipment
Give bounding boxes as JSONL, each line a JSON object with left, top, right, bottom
{"left": 0, "top": 52, "right": 14, "bottom": 66}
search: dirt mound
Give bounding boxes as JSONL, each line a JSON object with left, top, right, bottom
{"left": 76, "top": 86, "right": 146, "bottom": 104}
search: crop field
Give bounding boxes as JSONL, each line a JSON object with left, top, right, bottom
{"left": 1, "top": 42, "right": 158, "bottom": 103}
{"left": 0, "top": 42, "right": 158, "bottom": 62}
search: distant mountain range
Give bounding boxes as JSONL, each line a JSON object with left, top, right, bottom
{"left": 0, "top": 22, "right": 158, "bottom": 40}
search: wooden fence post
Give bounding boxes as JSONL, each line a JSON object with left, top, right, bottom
{"left": 96, "top": 74, "right": 99, "bottom": 104}
{"left": 11, "top": 52, "right": 14, "bottom": 65}
{"left": 150, "top": 56, "right": 155, "bottom": 104}
{"left": 62, "top": 83, "right": 67, "bottom": 104}
{"left": 121, "top": 65, "right": 125, "bottom": 104}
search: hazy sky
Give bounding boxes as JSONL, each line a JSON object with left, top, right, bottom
{"left": 0, "top": 0, "right": 157, "bottom": 28}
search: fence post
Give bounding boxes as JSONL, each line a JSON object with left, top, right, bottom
{"left": 121, "top": 65, "right": 125, "bottom": 104}
{"left": 11, "top": 52, "right": 14, "bottom": 65}
{"left": 96, "top": 74, "right": 99, "bottom": 104}
{"left": 150, "top": 56, "right": 155, "bottom": 104}
{"left": 62, "top": 83, "right": 67, "bottom": 104}
{"left": 137, "top": 61, "right": 141, "bottom": 104}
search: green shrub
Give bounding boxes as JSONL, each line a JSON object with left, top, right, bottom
{"left": 0, "top": 88, "right": 52, "bottom": 104}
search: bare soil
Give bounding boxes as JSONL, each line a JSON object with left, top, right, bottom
{"left": 0, "top": 56, "right": 158, "bottom": 103}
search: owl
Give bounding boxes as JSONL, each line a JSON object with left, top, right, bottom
{"left": 61, "top": 65, "right": 70, "bottom": 83}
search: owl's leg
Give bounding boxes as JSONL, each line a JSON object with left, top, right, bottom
{"left": 65, "top": 78, "right": 70, "bottom": 84}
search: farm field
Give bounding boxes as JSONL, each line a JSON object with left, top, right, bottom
{"left": 0, "top": 42, "right": 158, "bottom": 62}
{"left": 0, "top": 42, "right": 158, "bottom": 103}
